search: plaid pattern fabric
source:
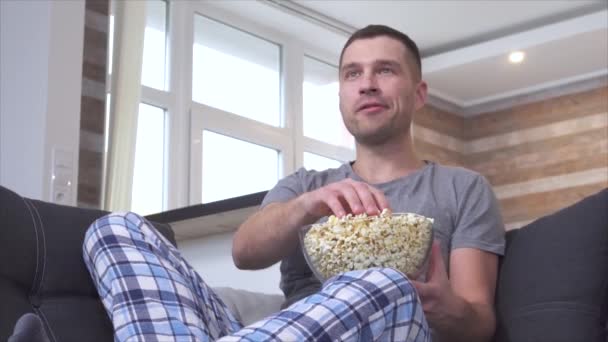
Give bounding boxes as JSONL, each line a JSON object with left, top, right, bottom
{"left": 83, "top": 212, "right": 241, "bottom": 341}
{"left": 221, "top": 269, "right": 429, "bottom": 342}
{"left": 83, "top": 212, "right": 430, "bottom": 341}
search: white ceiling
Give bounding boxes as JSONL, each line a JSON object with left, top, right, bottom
{"left": 294, "top": 0, "right": 606, "bottom": 54}
{"left": 203, "top": 0, "right": 608, "bottom": 115}
{"left": 424, "top": 28, "right": 608, "bottom": 107}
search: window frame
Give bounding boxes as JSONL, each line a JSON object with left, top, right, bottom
{"left": 108, "top": 0, "right": 356, "bottom": 211}
{"left": 186, "top": 2, "right": 355, "bottom": 205}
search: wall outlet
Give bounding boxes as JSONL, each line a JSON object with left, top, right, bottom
{"left": 51, "top": 147, "right": 73, "bottom": 205}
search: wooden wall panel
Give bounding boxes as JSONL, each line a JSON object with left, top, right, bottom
{"left": 417, "top": 86, "right": 607, "bottom": 230}
{"left": 467, "top": 87, "right": 608, "bottom": 229}
{"left": 465, "top": 87, "right": 607, "bottom": 139}
{"left": 500, "top": 182, "right": 607, "bottom": 227}
{"left": 415, "top": 105, "right": 465, "bottom": 138}
{"left": 413, "top": 138, "right": 465, "bottom": 167}
{"left": 77, "top": 0, "right": 109, "bottom": 208}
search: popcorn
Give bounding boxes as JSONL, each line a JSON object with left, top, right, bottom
{"left": 302, "top": 209, "right": 434, "bottom": 280}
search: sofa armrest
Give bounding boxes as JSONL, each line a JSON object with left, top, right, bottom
{"left": 494, "top": 188, "right": 608, "bottom": 342}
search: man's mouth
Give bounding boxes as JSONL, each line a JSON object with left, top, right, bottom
{"left": 357, "top": 102, "right": 388, "bottom": 113}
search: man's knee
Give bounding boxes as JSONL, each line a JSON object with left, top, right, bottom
{"left": 83, "top": 211, "right": 143, "bottom": 255}
{"left": 334, "top": 267, "right": 416, "bottom": 298}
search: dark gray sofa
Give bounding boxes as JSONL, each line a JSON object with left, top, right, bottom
{"left": 0, "top": 186, "right": 175, "bottom": 342}
{"left": 1, "top": 185, "right": 606, "bottom": 341}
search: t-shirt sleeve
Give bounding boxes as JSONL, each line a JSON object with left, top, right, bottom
{"left": 260, "top": 169, "right": 306, "bottom": 209}
{"left": 452, "top": 174, "right": 506, "bottom": 256}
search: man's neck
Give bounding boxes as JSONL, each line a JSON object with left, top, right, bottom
{"left": 352, "top": 136, "right": 424, "bottom": 185}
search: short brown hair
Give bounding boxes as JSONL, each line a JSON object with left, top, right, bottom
{"left": 339, "top": 25, "right": 422, "bottom": 79}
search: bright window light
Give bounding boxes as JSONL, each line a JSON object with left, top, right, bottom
{"left": 131, "top": 103, "right": 166, "bottom": 215}
{"left": 141, "top": 0, "right": 168, "bottom": 90}
{"left": 303, "top": 56, "right": 354, "bottom": 149}
{"left": 192, "top": 15, "right": 281, "bottom": 127}
{"left": 202, "top": 131, "right": 279, "bottom": 203}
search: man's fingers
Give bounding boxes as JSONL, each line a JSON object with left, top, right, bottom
{"left": 337, "top": 184, "right": 365, "bottom": 215}
{"left": 325, "top": 195, "right": 347, "bottom": 218}
{"left": 319, "top": 180, "right": 390, "bottom": 218}
{"left": 411, "top": 280, "right": 429, "bottom": 299}
{"left": 367, "top": 185, "right": 390, "bottom": 212}
{"left": 352, "top": 182, "right": 381, "bottom": 215}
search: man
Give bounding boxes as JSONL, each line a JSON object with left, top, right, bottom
{"left": 233, "top": 24, "right": 505, "bottom": 341}
{"left": 83, "top": 25, "right": 503, "bottom": 341}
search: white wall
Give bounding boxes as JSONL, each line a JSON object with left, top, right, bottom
{"left": 0, "top": 1, "right": 50, "bottom": 200}
{"left": 179, "top": 232, "right": 283, "bottom": 295}
{"left": 43, "top": 1, "right": 86, "bottom": 205}
{"left": 0, "top": 1, "right": 84, "bottom": 203}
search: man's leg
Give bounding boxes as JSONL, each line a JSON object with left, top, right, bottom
{"left": 83, "top": 212, "right": 242, "bottom": 342}
{"left": 222, "top": 268, "right": 430, "bottom": 341}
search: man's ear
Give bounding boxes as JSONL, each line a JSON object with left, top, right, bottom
{"left": 414, "top": 80, "right": 428, "bottom": 111}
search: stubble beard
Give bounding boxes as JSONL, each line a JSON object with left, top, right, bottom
{"left": 343, "top": 109, "right": 413, "bottom": 147}
{"left": 342, "top": 91, "right": 417, "bottom": 147}
{"left": 348, "top": 119, "right": 397, "bottom": 146}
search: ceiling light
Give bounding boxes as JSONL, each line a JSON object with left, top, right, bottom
{"left": 509, "top": 51, "right": 525, "bottom": 64}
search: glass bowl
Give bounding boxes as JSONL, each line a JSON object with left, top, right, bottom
{"left": 299, "top": 212, "right": 434, "bottom": 282}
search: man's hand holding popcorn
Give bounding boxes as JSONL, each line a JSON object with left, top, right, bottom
{"left": 299, "top": 178, "right": 390, "bottom": 221}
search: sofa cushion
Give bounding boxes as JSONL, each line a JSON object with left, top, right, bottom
{"left": 213, "top": 287, "right": 284, "bottom": 326}
{"left": 494, "top": 188, "right": 608, "bottom": 342}
{"left": 0, "top": 186, "right": 176, "bottom": 341}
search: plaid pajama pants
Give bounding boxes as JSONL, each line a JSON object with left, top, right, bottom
{"left": 83, "top": 212, "right": 430, "bottom": 342}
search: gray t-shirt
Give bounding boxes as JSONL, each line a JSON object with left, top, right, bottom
{"left": 261, "top": 161, "right": 506, "bottom": 308}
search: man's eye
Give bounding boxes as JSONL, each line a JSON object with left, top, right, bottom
{"left": 346, "top": 70, "right": 360, "bottom": 79}
{"left": 378, "top": 67, "right": 393, "bottom": 74}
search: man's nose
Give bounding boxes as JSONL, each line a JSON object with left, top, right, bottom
{"left": 359, "top": 73, "right": 379, "bottom": 95}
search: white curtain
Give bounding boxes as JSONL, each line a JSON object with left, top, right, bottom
{"left": 104, "top": 1, "right": 147, "bottom": 211}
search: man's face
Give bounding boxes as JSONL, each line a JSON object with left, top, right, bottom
{"left": 339, "top": 36, "right": 426, "bottom": 146}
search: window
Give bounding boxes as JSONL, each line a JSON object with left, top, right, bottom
{"left": 303, "top": 152, "right": 342, "bottom": 171}
{"left": 141, "top": 0, "right": 168, "bottom": 90}
{"left": 108, "top": 1, "right": 357, "bottom": 210}
{"left": 192, "top": 15, "right": 281, "bottom": 126}
{"left": 132, "top": 1, "right": 169, "bottom": 213}
{"left": 201, "top": 131, "right": 279, "bottom": 203}
{"left": 131, "top": 103, "right": 166, "bottom": 215}
{"left": 303, "top": 56, "right": 354, "bottom": 150}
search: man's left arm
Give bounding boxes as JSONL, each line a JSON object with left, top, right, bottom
{"left": 412, "top": 173, "right": 504, "bottom": 341}
{"left": 413, "top": 244, "right": 499, "bottom": 342}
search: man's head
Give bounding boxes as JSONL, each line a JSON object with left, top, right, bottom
{"left": 338, "top": 25, "right": 427, "bottom": 146}
{"left": 339, "top": 25, "right": 422, "bottom": 81}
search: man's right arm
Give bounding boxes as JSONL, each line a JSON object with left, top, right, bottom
{"left": 232, "top": 195, "right": 314, "bottom": 270}
{"left": 232, "top": 178, "right": 389, "bottom": 270}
